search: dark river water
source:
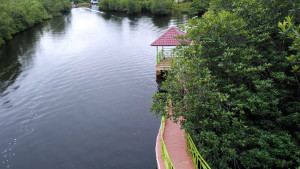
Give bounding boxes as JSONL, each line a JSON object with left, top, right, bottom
{"left": 0, "top": 8, "right": 189, "bottom": 169}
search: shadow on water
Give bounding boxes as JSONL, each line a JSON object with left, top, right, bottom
{"left": 127, "top": 15, "right": 140, "bottom": 29}
{"left": 172, "top": 14, "right": 189, "bottom": 26}
{"left": 0, "top": 14, "right": 71, "bottom": 95}
{"left": 151, "top": 15, "right": 172, "bottom": 28}
{"left": 101, "top": 12, "right": 112, "bottom": 20}
{"left": 99, "top": 11, "right": 186, "bottom": 30}
{"left": 0, "top": 24, "right": 42, "bottom": 94}
{"left": 45, "top": 13, "right": 71, "bottom": 37}
{"left": 99, "top": 12, "right": 125, "bottom": 26}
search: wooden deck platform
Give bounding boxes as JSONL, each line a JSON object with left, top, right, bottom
{"left": 156, "top": 107, "right": 194, "bottom": 169}
{"left": 156, "top": 57, "right": 172, "bottom": 75}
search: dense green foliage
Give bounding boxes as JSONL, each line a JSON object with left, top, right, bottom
{"left": 279, "top": 16, "right": 300, "bottom": 75}
{"left": 99, "top": 0, "right": 184, "bottom": 15}
{"left": 150, "top": 0, "right": 172, "bottom": 15}
{"left": 98, "top": 0, "right": 210, "bottom": 15}
{"left": 172, "top": 2, "right": 191, "bottom": 14}
{"left": 0, "top": 0, "right": 70, "bottom": 47}
{"left": 151, "top": 0, "right": 300, "bottom": 168}
{"left": 190, "top": 0, "right": 209, "bottom": 15}
{"left": 99, "top": 0, "right": 143, "bottom": 14}
{"left": 39, "top": 0, "right": 70, "bottom": 16}
{"left": 99, "top": 0, "right": 141, "bottom": 14}
{"left": 127, "top": 0, "right": 141, "bottom": 14}
{"left": 73, "top": 0, "right": 87, "bottom": 4}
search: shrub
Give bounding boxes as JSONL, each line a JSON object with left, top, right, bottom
{"left": 190, "top": 0, "right": 209, "bottom": 15}
{"left": 151, "top": 0, "right": 300, "bottom": 168}
{"left": 172, "top": 2, "right": 191, "bottom": 13}
{"left": 127, "top": 0, "right": 141, "bottom": 15}
{"left": 139, "top": 0, "right": 151, "bottom": 12}
{"left": 150, "top": 0, "right": 172, "bottom": 15}
{"left": 99, "top": 0, "right": 110, "bottom": 10}
{"left": 118, "top": 0, "right": 127, "bottom": 11}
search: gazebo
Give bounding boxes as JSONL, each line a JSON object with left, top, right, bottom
{"left": 150, "top": 27, "right": 189, "bottom": 75}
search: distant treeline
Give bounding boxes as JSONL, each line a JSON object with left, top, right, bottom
{"left": 0, "top": 0, "right": 71, "bottom": 47}
{"left": 98, "top": 0, "right": 209, "bottom": 16}
{"left": 98, "top": 0, "right": 171, "bottom": 15}
{"left": 74, "top": 0, "right": 208, "bottom": 17}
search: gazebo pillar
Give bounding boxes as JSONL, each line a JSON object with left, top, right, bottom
{"left": 156, "top": 46, "right": 158, "bottom": 64}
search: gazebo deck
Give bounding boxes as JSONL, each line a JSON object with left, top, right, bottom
{"left": 158, "top": 57, "right": 172, "bottom": 65}
{"left": 156, "top": 57, "right": 172, "bottom": 73}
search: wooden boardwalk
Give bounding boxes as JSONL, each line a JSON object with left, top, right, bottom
{"left": 156, "top": 127, "right": 166, "bottom": 169}
{"left": 156, "top": 107, "right": 194, "bottom": 169}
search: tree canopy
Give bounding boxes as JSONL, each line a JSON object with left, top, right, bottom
{"left": 0, "top": 0, "right": 70, "bottom": 47}
{"left": 99, "top": 0, "right": 173, "bottom": 15}
{"left": 151, "top": 0, "right": 300, "bottom": 168}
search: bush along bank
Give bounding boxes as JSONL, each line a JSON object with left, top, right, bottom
{"left": 0, "top": 0, "right": 71, "bottom": 47}
{"left": 98, "top": 0, "right": 206, "bottom": 16}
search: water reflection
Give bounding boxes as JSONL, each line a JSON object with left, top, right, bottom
{"left": 128, "top": 18, "right": 139, "bottom": 29}
{"left": 101, "top": 12, "right": 113, "bottom": 20}
{"left": 0, "top": 25, "right": 41, "bottom": 93}
{"left": 171, "top": 14, "right": 189, "bottom": 26}
{"left": 0, "top": 15, "right": 71, "bottom": 95}
{"left": 46, "top": 14, "right": 71, "bottom": 37}
{"left": 151, "top": 15, "right": 172, "bottom": 28}
{"left": 100, "top": 12, "right": 125, "bottom": 26}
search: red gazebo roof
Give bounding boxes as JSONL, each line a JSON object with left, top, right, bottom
{"left": 150, "top": 27, "right": 189, "bottom": 46}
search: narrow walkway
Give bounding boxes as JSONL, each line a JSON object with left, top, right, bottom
{"left": 156, "top": 127, "right": 166, "bottom": 169}
{"left": 156, "top": 107, "right": 194, "bottom": 169}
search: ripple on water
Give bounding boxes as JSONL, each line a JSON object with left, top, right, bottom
{"left": 0, "top": 8, "right": 189, "bottom": 169}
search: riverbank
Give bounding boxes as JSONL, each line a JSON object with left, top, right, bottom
{"left": 97, "top": 0, "right": 194, "bottom": 16}
{"left": 0, "top": 0, "right": 71, "bottom": 48}
{"left": 72, "top": 1, "right": 203, "bottom": 16}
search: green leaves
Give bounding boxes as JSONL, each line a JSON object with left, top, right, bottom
{"left": 279, "top": 17, "right": 300, "bottom": 73}
{"left": 151, "top": 0, "right": 300, "bottom": 168}
{"left": 190, "top": 0, "right": 209, "bottom": 16}
{"left": 0, "top": 0, "right": 70, "bottom": 47}
{"left": 99, "top": 0, "right": 143, "bottom": 14}
{"left": 127, "top": 0, "right": 141, "bottom": 15}
{"left": 150, "top": 0, "right": 172, "bottom": 15}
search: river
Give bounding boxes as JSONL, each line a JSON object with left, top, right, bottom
{"left": 0, "top": 8, "right": 189, "bottom": 169}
